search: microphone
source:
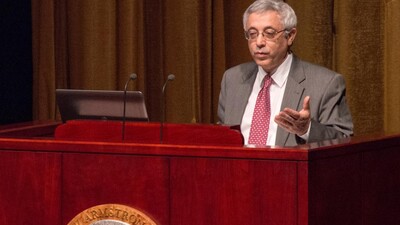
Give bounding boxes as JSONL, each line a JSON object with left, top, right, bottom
{"left": 122, "top": 73, "right": 138, "bottom": 141}
{"left": 160, "top": 74, "right": 175, "bottom": 143}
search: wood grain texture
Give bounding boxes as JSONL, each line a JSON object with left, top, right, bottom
{"left": 0, "top": 122, "right": 399, "bottom": 225}
{"left": 0, "top": 151, "right": 61, "bottom": 225}
{"left": 170, "top": 158, "right": 298, "bottom": 225}
{"left": 62, "top": 154, "right": 170, "bottom": 225}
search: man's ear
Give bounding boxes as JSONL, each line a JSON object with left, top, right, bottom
{"left": 287, "top": 28, "right": 297, "bottom": 46}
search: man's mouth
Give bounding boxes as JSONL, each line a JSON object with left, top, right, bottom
{"left": 254, "top": 52, "right": 269, "bottom": 58}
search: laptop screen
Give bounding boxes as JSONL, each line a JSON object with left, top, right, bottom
{"left": 56, "top": 89, "right": 149, "bottom": 122}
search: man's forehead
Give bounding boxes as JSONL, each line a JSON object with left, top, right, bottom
{"left": 246, "top": 11, "right": 282, "bottom": 29}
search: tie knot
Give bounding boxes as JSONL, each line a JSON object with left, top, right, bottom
{"left": 262, "top": 75, "right": 272, "bottom": 88}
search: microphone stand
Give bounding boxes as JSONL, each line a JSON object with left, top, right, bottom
{"left": 160, "top": 74, "right": 175, "bottom": 143}
{"left": 122, "top": 73, "right": 137, "bottom": 141}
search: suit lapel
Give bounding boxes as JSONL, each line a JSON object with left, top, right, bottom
{"left": 230, "top": 64, "right": 258, "bottom": 124}
{"left": 275, "top": 56, "right": 306, "bottom": 146}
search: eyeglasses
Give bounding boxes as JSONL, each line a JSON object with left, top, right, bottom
{"left": 244, "top": 28, "right": 287, "bottom": 41}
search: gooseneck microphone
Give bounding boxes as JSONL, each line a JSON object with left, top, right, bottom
{"left": 122, "top": 73, "right": 138, "bottom": 141}
{"left": 160, "top": 74, "right": 175, "bottom": 143}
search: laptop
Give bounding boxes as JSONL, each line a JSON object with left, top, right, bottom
{"left": 56, "top": 89, "right": 149, "bottom": 122}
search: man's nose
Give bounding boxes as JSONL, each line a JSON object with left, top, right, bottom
{"left": 256, "top": 35, "right": 266, "bottom": 48}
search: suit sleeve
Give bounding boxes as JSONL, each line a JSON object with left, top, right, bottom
{"left": 217, "top": 71, "right": 228, "bottom": 124}
{"left": 307, "top": 74, "right": 353, "bottom": 143}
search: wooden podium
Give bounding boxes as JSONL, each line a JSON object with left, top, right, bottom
{"left": 0, "top": 120, "right": 399, "bottom": 225}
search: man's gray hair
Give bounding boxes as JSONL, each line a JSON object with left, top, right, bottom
{"left": 243, "top": 0, "right": 297, "bottom": 31}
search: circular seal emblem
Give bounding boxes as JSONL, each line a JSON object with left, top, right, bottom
{"left": 67, "top": 204, "right": 158, "bottom": 225}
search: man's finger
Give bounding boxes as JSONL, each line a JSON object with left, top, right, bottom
{"left": 303, "top": 96, "right": 310, "bottom": 111}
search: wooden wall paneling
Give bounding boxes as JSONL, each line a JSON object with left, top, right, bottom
{"left": 0, "top": 151, "right": 61, "bottom": 225}
{"left": 61, "top": 153, "right": 170, "bottom": 225}
{"left": 362, "top": 146, "right": 400, "bottom": 225}
{"left": 308, "top": 153, "right": 363, "bottom": 225}
{"left": 169, "top": 157, "right": 298, "bottom": 225}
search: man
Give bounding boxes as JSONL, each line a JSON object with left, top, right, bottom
{"left": 218, "top": 0, "right": 353, "bottom": 146}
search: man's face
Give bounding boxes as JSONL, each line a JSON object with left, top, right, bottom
{"left": 245, "top": 11, "right": 296, "bottom": 73}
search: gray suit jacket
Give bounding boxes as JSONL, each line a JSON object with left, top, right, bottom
{"left": 218, "top": 55, "right": 353, "bottom": 146}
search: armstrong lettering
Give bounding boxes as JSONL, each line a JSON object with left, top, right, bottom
{"left": 68, "top": 204, "right": 157, "bottom": 225}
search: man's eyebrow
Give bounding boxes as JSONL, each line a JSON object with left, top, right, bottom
{"left": 246, "top": 26, "right": 276, "bottom": 31}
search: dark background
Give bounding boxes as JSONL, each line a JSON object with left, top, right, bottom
{"left": 0, "top": 0, "right": 32, "bottom": 124}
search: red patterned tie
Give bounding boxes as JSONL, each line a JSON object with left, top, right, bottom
{"left": 248, "top": 75, "right": 272, "bottom": 145}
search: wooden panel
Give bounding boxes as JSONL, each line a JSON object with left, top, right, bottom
{"left": 0, "top": 151, "right": 61, "bottom": 225}
{"left": 362, "top": 146, "right": 400, "bottom": 225}
{"left": 54, "top": 120, "right": 244, "bottom": 146}
{"left": 0, "top": 121, "right": 60, "bottom": 137}
{"left": 1, "top": 121, "right": 400, "bottom": 225}
{"left": 308, "top": 153, "right": 362, "bottom": 225}
{"left": 297, "top": 161, "right": 309, "bottom": 225}
{"left": 170, "top": 158, "right": 298, "bottom": 225}
{"left": 62, "top": 153, "right": 170, "bottom": 225}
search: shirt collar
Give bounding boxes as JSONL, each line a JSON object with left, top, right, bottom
{"left": 257, "top": 53, "right": 293, "bottom": 88}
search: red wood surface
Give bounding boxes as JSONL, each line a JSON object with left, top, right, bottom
{"left": 0, "top": 121, "right": 399, "bottom": 225}
{"left": 362, "top": 147, "right": 400, "bottom": 225}
{"left": 297, "top": 161, "right": 309, "bottom": 225}
{"left": 54, "top": 120, "right": 244, "bottom": 146}
{"left": 0, "top": 120, "right": 60, "bottom": 138}
{"left": 62, "top": 153, "right": 169, "bottom": 225}
{"left": 0, "top": 150, "right": 61, "bottom": 224}
{"left": 308, "top": 153, "right": 363, "bottom": 225}
{"left": 170, "top": 158, "right": 297, "bottom": 225}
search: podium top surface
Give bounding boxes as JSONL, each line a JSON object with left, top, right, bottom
{"left": 0, "top": 120, "right": 398, "bottom": 161}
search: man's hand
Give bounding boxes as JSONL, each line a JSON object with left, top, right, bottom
{"left": 274, "top": 96, "right": 311, "bottom": 136}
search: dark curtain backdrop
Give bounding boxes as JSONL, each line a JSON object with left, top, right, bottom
{"left": 32, "top": 0, "right": 400, "bottom": 136}
{"left": 0, "top": 0, "right": 33, "bottom": 124}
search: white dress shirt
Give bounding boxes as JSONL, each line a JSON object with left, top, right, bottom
{"left": 241, "top": 54, "right": 293, "bottom": 146}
